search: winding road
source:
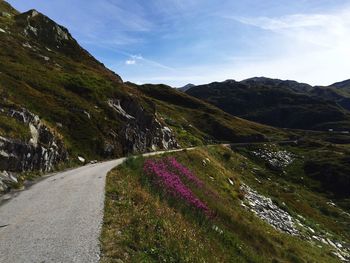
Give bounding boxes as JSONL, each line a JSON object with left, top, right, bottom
{"left": 0, "top": 141, "right": 296, "bottom": 262}
{"left": 0, "top": 149, "right": 191, "bottom": 263}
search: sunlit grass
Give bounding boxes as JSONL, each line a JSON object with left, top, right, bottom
{"left": 101, "top": 146, "right": 340, "bottom": 262}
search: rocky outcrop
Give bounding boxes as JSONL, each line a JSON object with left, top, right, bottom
{"left": 241, "top": 183, "right": 350, "bottom": 262}
{"left": 241, "top": 184, "right": 299, "bottom": 235}
{"left": 107, "top": 98, "right": 179, "bottom": 155}
{"left": 0, "top": 107, "right": 68, "bottom": 192}
{"left": 251, "top": 146, "right": 294, "bottom": 171}
{"left": 15, "top": 9, "right": 73, "bottom": 47}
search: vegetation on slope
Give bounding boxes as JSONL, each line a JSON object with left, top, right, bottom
{"left": 186, "top": 78, "right": 350, "bottom": 131}
{"left": 101, "top": 145, "right": 349, "bottom": 262}
{"left": 134, "top": 83, "right": 287, "bottom": 147}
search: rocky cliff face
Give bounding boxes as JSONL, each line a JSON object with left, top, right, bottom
{"left": 106, "top": 98, "right": 179, "bottom": 156}
{"left": 0, "top": 106, "right": 68, "bottom": 192}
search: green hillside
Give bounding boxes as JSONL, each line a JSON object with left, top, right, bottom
{"left": 186, "top": 78, "right": 350, "bottom": 131}
{"left": 134, "top": 83, "right": 286, "bottom": 146}
{"left": 101, "top": 145, "right": 350, "bottom": 262}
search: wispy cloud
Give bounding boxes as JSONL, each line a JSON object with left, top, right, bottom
{"left": 122, "top": 54, "right": 175, "bottom": 70}
{"left": 125, "top": 59, "right": 136, "bottom": 65}
{"left": 227, "top": 6, "right": 350, "bottom": 48}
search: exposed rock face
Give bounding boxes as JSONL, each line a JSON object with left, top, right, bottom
{"left": 241, "top": 184, "right": 299, "bottom": 235}
{"left": 0, "top": 107, "right": 68, "bottom": 192}
{"left": 107, "top": 99, "right": 135, "bottom": 120}
{"left": 16, "top": 9, "right": 73, "bottom": 46}
{"left": 241, "top": 183, "right": 350, "bottom": 262}
{"left": 251, "top": 146, "right": 294, "bottom": 170}
{"left": 107, "top": 98, "right": 179, "bottom": 155}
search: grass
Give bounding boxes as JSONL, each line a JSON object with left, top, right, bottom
{"left": 101, "top": 146, "right": 343, "bottom": 263}
{"left": 0, "top": 113, "right": 31, "bottom": 141}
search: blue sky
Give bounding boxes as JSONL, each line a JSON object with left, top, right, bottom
{"left": 7, "top": 0, "right": 350, "bottom": 86}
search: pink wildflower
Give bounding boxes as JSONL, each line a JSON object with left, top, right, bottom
{"left": 143, "top": 159, "right": 210, "bottom": 215}
{"left": 165, "top": 157, "right": 204, "bottom": 188}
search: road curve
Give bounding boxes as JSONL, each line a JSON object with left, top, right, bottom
{"left": 0, "top": 149, "right": 189, "bottom": 263}
{"left": 0, "top": 141, "right": 291, "bottom": 262}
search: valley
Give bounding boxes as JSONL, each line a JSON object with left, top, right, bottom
{"left": 0, "top": 1, "right": 349, "bottom": 262}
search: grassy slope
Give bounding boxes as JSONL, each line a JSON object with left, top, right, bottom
{"left": 0, "top": 2, "right": 130, "bottom": 159}
{"left": 134, "top": 83, "right": 287, "bottom": 147}
{"left": 235, "top": 143, "right": 350, "bottom": 235}
{"left": 101, "top": 145, "right": 348, "bottom": 262}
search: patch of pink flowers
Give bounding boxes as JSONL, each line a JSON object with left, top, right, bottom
{"left": 143, "top": 158, "right": 210, "bottom": 215}
{"left": 165, "top": 157, "right": 205, "bottom": 188}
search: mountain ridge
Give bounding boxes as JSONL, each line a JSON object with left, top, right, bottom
{"left": 186, "top": 77, "right": 350, "bottom": 131}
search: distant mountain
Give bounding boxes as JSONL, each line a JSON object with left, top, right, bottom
{"left": 186, "top": 78, "right": 350, "bottom": 131}
{"left": 242, "top": 77, "right": 313, "bottom": 93}
{"left": 178, "top": 83, "right": 196, "bottom": 92}
{"left": 331, "top": 79, "right": 350, "bottom": 90}
{"left": 310, "top": 86, "right": 350, "bottom": 112}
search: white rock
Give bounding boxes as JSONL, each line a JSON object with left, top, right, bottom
{"left": 308, "top": 227, "right": 315, "bottom": 234}
{"left": 162, "top": 126, "right": 171, "bottom": 133}
{"left": 55, "top": 25, "right": 69, "bottom": 40}
{"left": 29, "top": 10, "right": 39, "bottom": 17}
{"left": 212, "top": 225, "right": 224, "bottom": 234}
{"left": 83, "top": 111, "right": 91, "bottom": 119}
{"left": 240, "top": 184, "right": 299, "bottom": 235}
{"left": 0, "top": 150, "right": 9, "bottom": 158}
{"left": 78, "top": 156, "right": 85, "bottom": 163}
{"left": 228, "top": 178, "right": 234, "bottom": 186}
{"left": 29, "top": 123, "right": 39, "bottom": 147}
{"left": 107, "top": 99, "right": 135, "bottom": 120}
{"left": 327, "top": 239, "right": 338, "bottom": 249}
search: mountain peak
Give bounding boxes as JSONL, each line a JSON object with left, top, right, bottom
{"left": 331, "top": 79, "right": 350, "bottom": 89}
{"left": 241, "top": 77, "right": 312, "bottom": 93}
{"left": 26, "top": 9, "right": 40, "bottom": 18}
{"left": 16, "top": 9, "right": 72, "bottom": 45}
{"left": 223, "top": 79, "right": 237, "bottom": 84}
{"left": 178, "top": 83, "right": 196, "bottom": 92}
